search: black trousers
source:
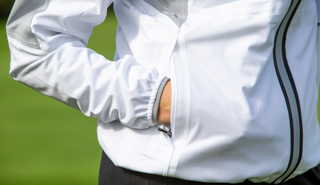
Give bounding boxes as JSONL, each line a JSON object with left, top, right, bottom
{"left": 99, "top": 152, "right": 320, "bottom": 185}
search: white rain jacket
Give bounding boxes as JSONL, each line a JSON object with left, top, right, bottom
{"left": 6, "top": 0, "right": 320, "bottom": 184}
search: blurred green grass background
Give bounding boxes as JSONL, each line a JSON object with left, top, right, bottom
{"left": 0, "top": 11, "right": 117, "bottom": 185}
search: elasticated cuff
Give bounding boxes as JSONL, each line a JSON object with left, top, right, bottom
{"left": 152, "top": 77, "right": 170, "bottom": 124}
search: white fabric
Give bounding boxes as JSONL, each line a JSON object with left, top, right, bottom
{"left": 7, "top": 0, "right": 320, "bottom": 183}
{"left": 317, "top": 0, "right": 320, "bottom": 21}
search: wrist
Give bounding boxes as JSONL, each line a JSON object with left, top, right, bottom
{"left": 157, "top": 80, "right": 171, "bottom": 124}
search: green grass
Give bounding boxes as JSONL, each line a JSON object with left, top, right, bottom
{"left": 0, "top": 11, "right": 117, "bottom": 185}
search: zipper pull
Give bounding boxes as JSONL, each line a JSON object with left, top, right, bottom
{"left": 158, "top": 127, "right": 172, "bottom": 138}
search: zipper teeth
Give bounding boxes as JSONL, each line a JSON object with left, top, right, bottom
{"left": 272, "top": 0, "right": 303, "bottom": 184}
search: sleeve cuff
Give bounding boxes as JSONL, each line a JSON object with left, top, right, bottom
{"left": 151, "top": 77, "right": 170, "bottom": 125}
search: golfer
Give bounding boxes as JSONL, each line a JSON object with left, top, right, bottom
{"left": 6, "top": 0, "right": 320, "bottom": 184}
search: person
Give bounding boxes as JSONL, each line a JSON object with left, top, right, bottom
{"left": 6, "top": 0, "right": 320, "bottom": 184}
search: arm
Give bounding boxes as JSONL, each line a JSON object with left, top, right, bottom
{"left": 157, "top": 80, "right": 171, "bottom": 125}
{"left": 6, "top": 0, "right": 167, "bottom": 129}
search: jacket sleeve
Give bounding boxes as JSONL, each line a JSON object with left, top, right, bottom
{"left": 6, "top": 0, "right": 167, "bottom": 129}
